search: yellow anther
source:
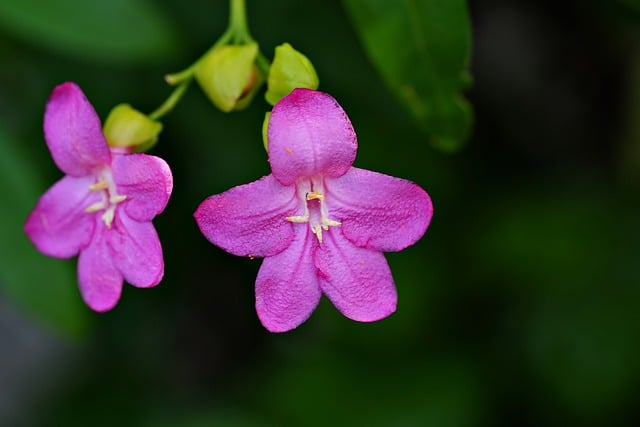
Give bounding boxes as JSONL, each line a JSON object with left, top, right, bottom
{"left": 85, "top": 201, "right": 106, "bottom": 213}
{"left": 110, "top": 194, "right": 127, "bottom": 204}
{"left": 89, "top": 180, "right": 109, "bottom": 191}
{"left": 311, "top": 223, "right": 324, "bottom": 243}
{"left": 286, "top": 214, "right": 310, "bottom": 223}
{"left": 324, "top": 219, "right": 341, "bottom": 228}
{"left": 306, "top": 191, "right": 324, "bottom": 201}
{"left": 102, "top": 209, "right": 115, "bottom": 228}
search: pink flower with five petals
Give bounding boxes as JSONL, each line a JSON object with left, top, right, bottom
{"left": 24, "top": 82, "right": 173, "bottom": 312}
{"left": 195, "top": 89, "right": 433, "bottom": 332}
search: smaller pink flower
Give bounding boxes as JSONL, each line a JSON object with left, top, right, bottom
{"left": 195, "top": 89, "right": 433, "bottom": 332}
{"left": 24, "top": 82, "right": 173, "bottom": 312}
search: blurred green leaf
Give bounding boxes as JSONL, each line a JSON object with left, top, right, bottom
{"left": 0, "top": 124, "right": 87, "bottom": 337}
{"left": 617, "top": 0, "right": 640, "bottom": 13}
{"left": 259, "top": 352, "right": 483, "bottom": 426}
{"left": 0, "top": 0, "right": 179, "bottom": 65}
{"left": 343, "top": 0, "right": 473, "bottom": 152}
{"left": 527, "top": 290, "right": 640, "bottom": 417}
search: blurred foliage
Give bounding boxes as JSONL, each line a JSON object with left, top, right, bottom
{"left": 344, "top": 0, "right": 473, "bottom": 152}
{"left": 0, "top": 0, "right": 639, "bottom": 426}
{"left": 0, "top": 0, "right": 179, "bottom": 65}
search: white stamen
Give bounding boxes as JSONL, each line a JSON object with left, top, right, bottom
{"left": 285, "top": 178, "right": 341, "bottom": 244}
{"left": 85, "top": 168, "right": 127, "bottom": 228}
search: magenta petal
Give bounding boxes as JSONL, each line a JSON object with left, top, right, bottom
{"left": 255, "top": 229, "right": 321, "bottom": 332}
{"left": 315, "top": 229, "right": 397, "bottom": 322}
{"left": 268, "top": 89, "right": 357, "bottom": 185}
{"left": 78, "top": 229, "right": 123, "bottom": 312}
{"left": 24, "top": 175, "right": 99, "bottom": 258}
{"left": 325, "top": 167, "right": 433, "bottom": 252}
{"left": 108, "top": 213, "right": 164, "bottom": 288}
{"left": 194, "top": 175, "right": 298, "bottom": 258}
{"left": 44, "top": 82, "right": 110, "bottom": 176}
{"left": 111, "top": 153, "right": 173, "bottom": 222}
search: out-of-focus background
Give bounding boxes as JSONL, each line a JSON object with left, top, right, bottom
{"left": 1, "top": 0, "right": 640, "bottom": 425}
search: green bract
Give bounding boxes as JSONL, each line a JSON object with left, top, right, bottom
{"left": 265, "top": 43, "right": 319, "bottom": 106}
{"left": 262, "top": 111, "right": 271, "bottom": 151}
{"left": 195, "top": 42, "right": 264, "bottom": 112}
{"left": 103, "top": 103, "right": 163, "bottom": 152}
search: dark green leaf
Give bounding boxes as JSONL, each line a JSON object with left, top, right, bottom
{"left": 0, "top": 124, "right": 87, "bottom": 337}
{"left": 0, "top": 0, "right": 179, "bottom": 65}
{"left": 344, "top": 0, "right": 473, "bottom": 151}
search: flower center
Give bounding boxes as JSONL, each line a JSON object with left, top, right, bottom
{"left": 286, "top": 177, "right": 341, "bottom": 243}
{"left": 84, "top": 167, "right": 127, "bottom": 228}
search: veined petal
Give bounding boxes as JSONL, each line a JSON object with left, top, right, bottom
{"left": 315, "top": 229, "right": 397, "bottom": 322}
{"left": 24, "top": 175, "right": 99, "bottom": 258}
{"left": 44, "top": 82, "right": 110, "bottom": 176}
{"left": 194, "top": 174, "right": 298, "bottom": 258}
{"left": 255, "top": 229, "right": 321, "bottom": 332}
{"left": 268, "top": 89, "right": 357, "bottom": 185}
{"left": 108, "top": 213, "right": 164, "bottom": 288}
{"left": 325, "top": 167, "right": 433, "bottom": 252}
{"left": 111, "top": 153, "right": 173, "bottom": 222}
{"left": 78, "top": 228, "right": 123, "bottom": 312}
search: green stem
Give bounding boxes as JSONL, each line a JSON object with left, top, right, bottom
{"left": 255, "top": 50, "right": 271, "bottom": 76}
{"left": 229, "top": 0, "right": 251, "bottom": 43}
{"left": 148, "top": 80, "right": 192, "bottom": 120}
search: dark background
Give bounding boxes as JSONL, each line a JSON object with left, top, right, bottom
{"left": 1, "top": 0, "right": 640, "bottom": 425}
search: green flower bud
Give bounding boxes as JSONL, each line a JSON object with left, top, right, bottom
{"left": 103, "top": 104, "right": 163, "bottom": 152}
{"left": 262, "top": 111, "right": 271, "bottom": 151}
{"left": 195, "top": 42, "right": 264, "bottom": 112}
{"left": 265, "top": 43, "right": 319, "bottom": 106}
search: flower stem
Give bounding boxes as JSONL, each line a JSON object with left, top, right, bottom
{"left": 156, "top": 0, "right": 268, "bottom": 119}
{"left": 230, "top": 0, "right": 250, "bottom": 43}
{"left": 148, "top": 80, "right": 192, "bottom": 121}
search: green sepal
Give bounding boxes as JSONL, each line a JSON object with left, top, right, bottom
{"left": 262, "top": 111, "right": 271, "bottom": 151}
{"left": 195, "top": 42, "right": 264, "bottom": 112}
{"left": 265, "top": 43, "right": 319, "bottom": 106}
{"left": 103, "top": 103, "right": 163, "bottom": 152}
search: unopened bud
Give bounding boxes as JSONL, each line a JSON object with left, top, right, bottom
{"left": 103, "top": 104, "right": 162, "bottom": 152}
{"left": 195, "top": 42, "right": 264, "bottom": 112}
{"left": 265, "top": 43, "right": 319, "bottom": 106}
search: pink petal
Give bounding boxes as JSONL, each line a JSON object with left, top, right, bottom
{"left": 44, "top": 82, "right": 111, "bottom": 176}
{"left": 107, "top": 212, "right": 164, "bottom": 288}
{"left": 78, "top": 228, "right": 123, "bottom": 312}
{"left": 315, "top": 229, "right": 397, "bottom": 322}
{"left": 255, "top": 229, "right": 321, "bottom": 332}
{"left": 325, "top": 167, "right": 433, "bottom": 252}
{"left": 24, "top": 175, "right": 99, "bottom": 258}
{"left": 194, "top": 174, "right": 298, "bottom": 258}
{"left": 267, "top": 89, "right": 357, "bottom": 185}
{"left": 111, "top": 153, "right": 173, "bottom": 222}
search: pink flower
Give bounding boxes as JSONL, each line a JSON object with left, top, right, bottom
{"left": 24, "top": 82, "right": 173, "bottom": 312}
{"left": 195, "top": 89, "right": 433, "bottom": 332}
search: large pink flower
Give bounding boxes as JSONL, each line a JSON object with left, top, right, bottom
{"left": 195, "top": 89, "right": 433, "bottom": 332}
{"left": 24, "top": 82, "right": 173, "bottom": 312}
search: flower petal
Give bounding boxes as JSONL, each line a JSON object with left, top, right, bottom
{"left": 24, "top": 175, "right": 99, "bottom": 258}
{"left": 44, "top": 82, "right": 111, "bottom": 176}
{"left": 315, "top": 229, "right": 397, "bottom": 322}
{"left": 111, "top": 153, "right": 173, "bottom": 222}
{"left": 78, "top": 228, "right": 123, "bottom": 312}
{"left": 325, "top": 167, "right": 433, "bottom": 252}
{"left": 108, "top": 213, "right": 164, "bottom": 288}
{"left": 194, "top": 174, "right": 298, "bottom": 258}
{"left": 267, "top": 89, "right": 357, "bottom": 185}
{"left": 255, "top": 229, "right": 321, "bottom": 332}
